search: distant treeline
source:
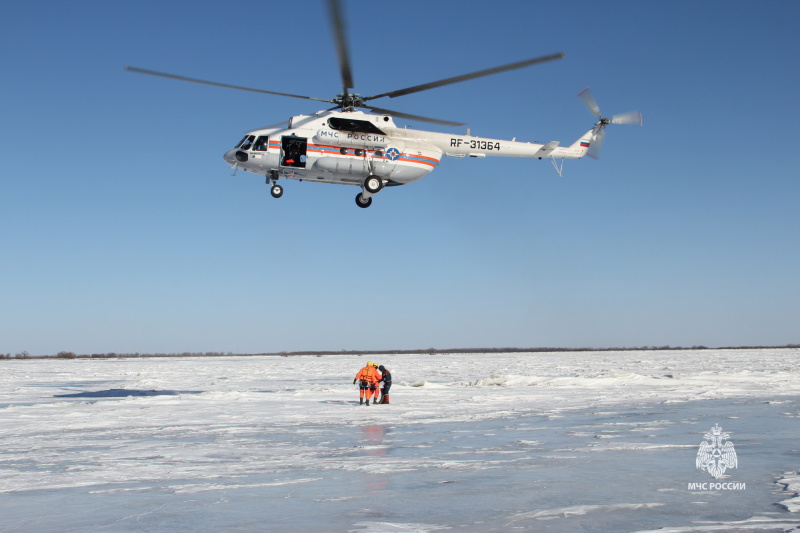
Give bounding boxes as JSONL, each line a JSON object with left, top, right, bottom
{"left": 2, "top": 345, "right": 799, "bottom": 360}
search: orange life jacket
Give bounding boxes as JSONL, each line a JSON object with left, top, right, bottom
{"left": 355, "top": 365, "right": 381, "bottom": 383}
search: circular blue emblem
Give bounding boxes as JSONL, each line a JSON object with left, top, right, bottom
{"left": 385, "top": 147, "right": 401, "bottom": 161}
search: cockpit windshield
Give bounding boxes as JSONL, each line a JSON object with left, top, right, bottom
{"left": 239, "top": 135, "right": 255, "bottom": 150}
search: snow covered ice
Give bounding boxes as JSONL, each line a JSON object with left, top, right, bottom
{"left": 1, "top": 349, "right": 799, "bottom": 532}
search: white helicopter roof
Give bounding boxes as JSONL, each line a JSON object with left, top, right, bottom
{"left": 246, "top": 109, "right": 399, "bottom": 136}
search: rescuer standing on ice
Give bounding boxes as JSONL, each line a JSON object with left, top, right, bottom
{"left": 377, "top": 365, "right": 392, "bottom": 404}
{"left": 353, "top": 362, "right": 382, "bottom": 406}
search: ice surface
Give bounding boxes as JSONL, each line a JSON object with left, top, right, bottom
{"left": 1, "top": 349, "right": 799, "bottom": 532}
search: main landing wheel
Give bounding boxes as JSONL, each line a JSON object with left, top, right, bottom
{"left": 270, "top": 184, "right": 284, "bottom": 198}
{"left": 363, "top": 175, "right": 383, "bottom": 194}
{"left": 355, "top": 193, "right": 372, "bottom": 208}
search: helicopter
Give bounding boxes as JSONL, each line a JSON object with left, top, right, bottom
{"left": 125, "top": 0, "right": 641, "bottom": 208}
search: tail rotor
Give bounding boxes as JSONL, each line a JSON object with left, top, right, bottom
{"left": 578, "top": 88, "right": 641, "bottom": 159}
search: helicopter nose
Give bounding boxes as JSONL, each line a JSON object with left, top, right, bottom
{"left": 225, "top": 149, "right": 249, "bottom": 163}
{"left": 223, "top": 149, "right": 239, "bottom": 166}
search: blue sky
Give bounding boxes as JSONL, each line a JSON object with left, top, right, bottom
{"left": 1, "top": 1, "right": 798, "bottom": 355}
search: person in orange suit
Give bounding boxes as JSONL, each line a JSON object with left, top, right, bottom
{"left": 353, "top": 362, "right": 382, "bottom": 406}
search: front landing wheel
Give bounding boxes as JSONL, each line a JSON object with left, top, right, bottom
{"left": 355, "top": 193, "right": 372, "bottom": 208}
{"left": 270, "top": 184, "right": 284, "bottom": 198}
{"left": 364, "top": 175, "right": 383, "bottom": 194}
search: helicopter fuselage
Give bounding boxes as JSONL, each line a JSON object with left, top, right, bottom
{"left": 223, "top": 110, "right": 595, "bottom": 192}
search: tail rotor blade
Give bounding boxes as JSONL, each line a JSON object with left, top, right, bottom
{"left": 588, "top": 129, "right": 606, "bottom": 160}
{"left": 577, "top": 88, "right": 642, "bottom": 159}
{"left": 578, "top": 87, "right": 601, "bottom": 117}
{"left": 611, "top": 110, "right": 643, "bottom": 126}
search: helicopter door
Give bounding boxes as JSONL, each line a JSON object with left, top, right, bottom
{"left": 369, "top": 148, "right": 397, "bottom": 177}
{"left": 280, "top": 136, "right": 307, "bottom": 168}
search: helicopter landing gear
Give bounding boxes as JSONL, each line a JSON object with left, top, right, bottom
{"left": 356, "top": 174, "right": 383, "bottom": 208}
{"left": 267, "top": 171, "right": 283, "bottom": 198}
{"left": 355, "top": 192, "right": 372, "bottom": 208}
{"left": 355, "top": 175, "right": 383, "bottom": 208}
{"left": 363, "top": 175, "right": 383, "bottom": 194}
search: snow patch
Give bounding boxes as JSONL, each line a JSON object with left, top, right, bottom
{"left": 777, "top": 470, "right": 800, "bottom": 512}
{"left": 517, "top": 502, "right": 664, "bottom": 520}
{"left": 349, "top": 522, "right": 450, "bottom": 532}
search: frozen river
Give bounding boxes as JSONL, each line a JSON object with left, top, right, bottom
{"left": 1, "top": 349, "right": 799, "bottom": 532}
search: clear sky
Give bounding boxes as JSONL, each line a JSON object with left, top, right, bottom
{"left": 1, "top": 1, "right": 798, "bottom": 355}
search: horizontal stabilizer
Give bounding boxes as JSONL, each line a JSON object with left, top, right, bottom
{"left": 534, "top": 141, "right": 559, "bottom": 157}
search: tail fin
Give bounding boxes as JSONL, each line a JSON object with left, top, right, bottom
{"left": 568, "top": 127, "right": 599, "bottom": 158}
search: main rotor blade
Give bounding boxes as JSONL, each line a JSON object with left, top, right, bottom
{"left": 326, "top": 0, "right": 354, "bottom": 95}
{"left": 578, "top": 87, "right": 601, "bottom": 117}
{"left": 364, "top": 105, "right": 465, "bottom": 127}
{"left": 124, "top": 66, "right": 334, "bottom": 103}
{"left": 364, "top": 52, "right": 565, "bottom": 101}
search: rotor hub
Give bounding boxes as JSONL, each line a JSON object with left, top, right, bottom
{"left": 336, "top": 93, "right": 364, "bottom": 111}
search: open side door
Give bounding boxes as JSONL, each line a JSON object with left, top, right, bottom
{"left": 281, "top": 136, "right": 307, "bottom": 168}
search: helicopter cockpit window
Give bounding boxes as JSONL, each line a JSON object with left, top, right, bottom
{"left": 328, "top": 117, "right": 386, "bottom": 135}
{"left": 234, "top": 135, "right": 249, "bottom": 148}
{"left": 253, "top": 136, "right": 269, "bottom": 151}
{"left": 240, "top": 135, "right": 255, "bottom": 151}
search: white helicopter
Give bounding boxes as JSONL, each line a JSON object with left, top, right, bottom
{"left": 126, "top": 0, "right": 641, "bottom": 208}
